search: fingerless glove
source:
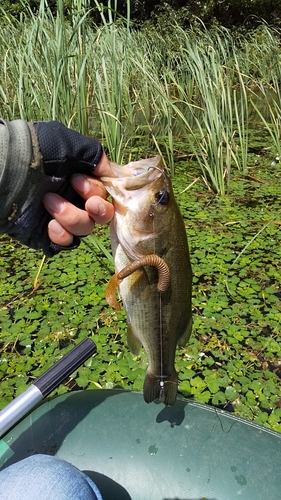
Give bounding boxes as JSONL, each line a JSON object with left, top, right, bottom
{"left": 0, "top": 119, "right": 103, "bottom": 256}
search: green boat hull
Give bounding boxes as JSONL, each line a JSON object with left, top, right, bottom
{"left": 1, "top": 390, "right": 281, "bottom": 499}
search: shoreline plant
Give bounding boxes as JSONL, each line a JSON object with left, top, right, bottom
{"left": 0, "top": 1, "right": 281, "bottom": 183}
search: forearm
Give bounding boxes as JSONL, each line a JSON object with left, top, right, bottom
{"left": 0, "top": 119, "right": 44, "bottom": 234}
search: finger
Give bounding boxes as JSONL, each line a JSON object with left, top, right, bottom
{"left": 43, "top": 193, "right": 95, "bottom": 236}
{"left": 47, "top": 219, "right": 74, "bottom": 246}
{"left": 94, "top": 151, "right": 115, "bottom": 177}
{"left": 71, "top": 173, "right": 108, "bottom": 200}
{"left": 85, "top": 196, "right": 114, "bottom": 224}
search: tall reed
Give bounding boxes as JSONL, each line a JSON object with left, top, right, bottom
{"left": 0, "top": 2, "right": 281, "bottom": 191}
{"left": 0, "top": 0, "right": 92, "bottom": 132}
{"left": 91, "top": 0, "right": 132, "bottom": 162}
{"left": 251, "top": 83, "right": 281, "bottom": 158}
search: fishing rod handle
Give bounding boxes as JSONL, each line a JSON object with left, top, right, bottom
{"left": 34, "top": 338, "right": 96, "bottom": 397}
{"left": 0, "top": 338, "right": 96, "bottom": 438}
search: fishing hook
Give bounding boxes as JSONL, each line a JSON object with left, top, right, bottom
{"left": 159, "top": 380, "right": 165, "bottom": 401}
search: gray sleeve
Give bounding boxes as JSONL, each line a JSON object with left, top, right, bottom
{"left": 0, "top": 119, "right": 44, "bottom": 234}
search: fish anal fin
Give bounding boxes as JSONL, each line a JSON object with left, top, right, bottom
{"left": 127, "top": 321, "right": 142, "bottom": 356}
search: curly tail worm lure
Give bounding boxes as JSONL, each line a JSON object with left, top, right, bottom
{"left": 106, "top": 254, "right": 170, "bottom": 310}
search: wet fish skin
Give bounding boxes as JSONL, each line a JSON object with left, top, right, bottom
{"left": 101, "top": 156, "right": 192, "bottom": 406}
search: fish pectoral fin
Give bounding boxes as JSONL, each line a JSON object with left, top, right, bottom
{"left": 177, "top": 316, "right": 193, "bottom": 348}
{"left": 127, "top": 321, "right": 142, "bottom": 355}
{"left": 128, "top": 268, "right": 150, "bottom": 298}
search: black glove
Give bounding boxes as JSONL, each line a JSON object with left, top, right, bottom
{"left": 2, "top": 120, "right": 103, "bottom": 256}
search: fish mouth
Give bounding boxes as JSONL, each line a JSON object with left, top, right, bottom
{"left": 100, "top": 156, "right": 169, "bottom": 212}
{"left": 101, "top": 156, "right": 164, "bottom": 189}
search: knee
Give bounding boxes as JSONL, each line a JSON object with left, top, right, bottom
{"left": 0, "top": 455, "right": 103, "bottom": 500}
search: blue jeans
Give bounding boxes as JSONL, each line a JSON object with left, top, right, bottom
{"left": 0, "top": 454, "right": 103, "bottom": 500}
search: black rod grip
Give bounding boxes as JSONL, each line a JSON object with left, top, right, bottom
{"left": 33, "top": 338, "right": 96, "bottom": 397}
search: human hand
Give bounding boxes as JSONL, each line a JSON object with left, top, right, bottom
{"left": 43, "top": 152, "right": 115, "bottom": 247}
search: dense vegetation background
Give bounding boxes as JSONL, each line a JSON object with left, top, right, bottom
{"left": 2, "top": 0, "right": 281, "bottom": 28}
{"left": 0, "top": 0, "right": 281, "bottom": 432}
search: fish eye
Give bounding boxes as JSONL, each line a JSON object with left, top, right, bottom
{"left": 155, "top": 190, "right": 169, "bottom": 205}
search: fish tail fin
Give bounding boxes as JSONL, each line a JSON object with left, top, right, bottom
{"left": 143, "top": 373, "right": 160, "bottom": 404}
{"left": 161, "top": 375, "right": 179, "bottom": 406}
{"left": 143, "top": 372, "right": 178, "bottom": 406}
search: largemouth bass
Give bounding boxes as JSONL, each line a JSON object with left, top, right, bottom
{"left": 101, "top": 156, "right": 192, "bottom": 406}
